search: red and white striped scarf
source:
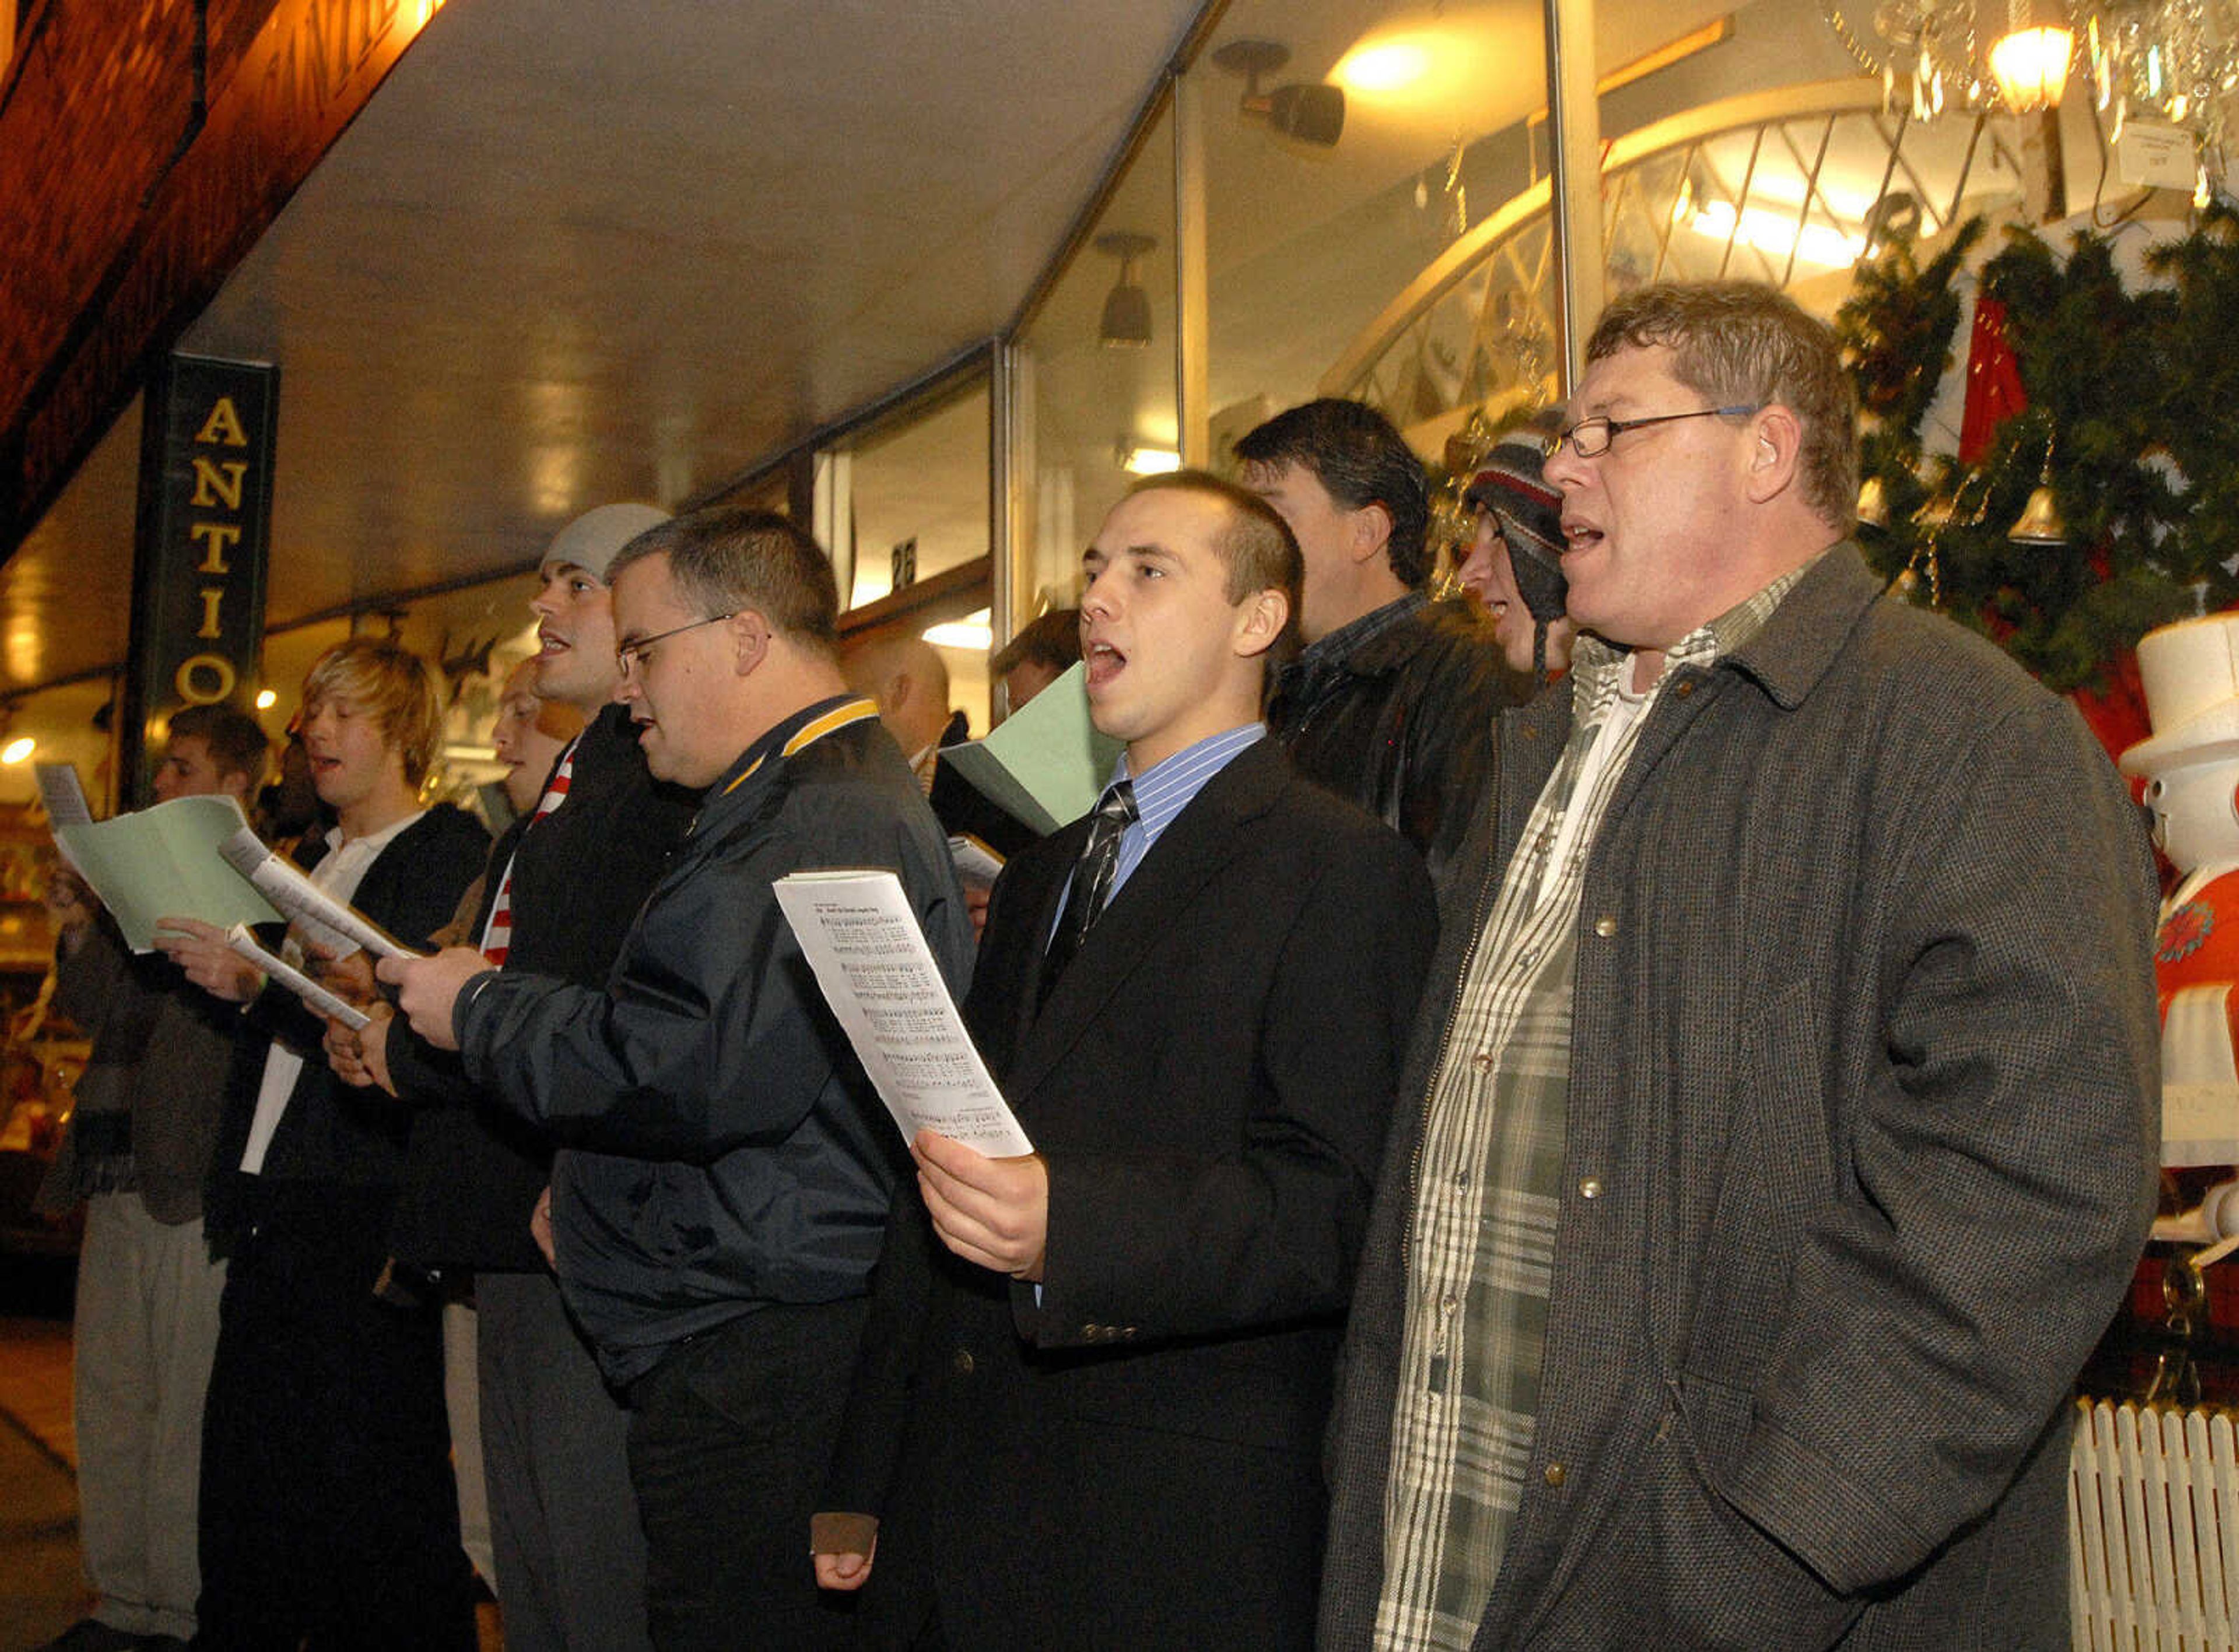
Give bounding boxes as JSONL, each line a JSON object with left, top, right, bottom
{"left": 479, "top": 740, "right": 577, "bottom": 966}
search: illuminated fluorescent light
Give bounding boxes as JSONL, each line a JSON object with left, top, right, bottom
{"left": 924, "top": 610, "right": 994, "bottom": 652}
{"left": 1687, "top": 201, "right": 1865, "bottom": 268}
{"left": 1120, "top": 445, "right": 1182, "bottom": 476}
{"left": 1, "top": 736, "right": 34, "bottom": 765}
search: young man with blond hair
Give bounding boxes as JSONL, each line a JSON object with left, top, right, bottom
{"left": 159, "top": 637, "right": 489, "bottom": 1651}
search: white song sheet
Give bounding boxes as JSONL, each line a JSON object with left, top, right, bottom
{"left": 223, "top": 924, "right": 372, "bottom": 1032}
{"left": 775, "top": 870, "right": 1033, "bottom": 1158}
{"left": 216, "top": 825, "right": 420, "bottom": 960}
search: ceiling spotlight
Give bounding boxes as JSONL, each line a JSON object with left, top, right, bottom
{"left": 1, "top": 736, "right": 34, "bottom": 765}
{"left": 1096, "top": 231, "right": 1157, "bottom": 349}
{"left": 1214, "top": 38, "right": 1345, "bottom": 149}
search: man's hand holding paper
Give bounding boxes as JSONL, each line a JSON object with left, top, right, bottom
{"left": 153, "top": 915, "right": 265, "bottom": 1003}
{"left": 323, "top": 1008, "right": 396, "bottom": 1095}
{"left": 377, "top": 945, "right": 492, "bottom": 1052}
{"left": 914, "top": 1129, "right": 1049, "bottom": 1281}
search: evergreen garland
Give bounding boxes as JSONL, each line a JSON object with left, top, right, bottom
{"left": 1838, "top": 205, "right": 2239, "bottom": 691}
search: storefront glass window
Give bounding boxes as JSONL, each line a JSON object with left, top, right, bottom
{"left": 826, "top": 371, "right": 997, "bottom": 736}
{"left": 1013, "top": 106, "right": 1178, "bottom": 623}
{"left": 1199, "top": 0, "right": 1552, "bottom": 472}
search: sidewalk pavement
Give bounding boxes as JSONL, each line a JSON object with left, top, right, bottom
{"left": 0, "top": 1311, "right": 87, "bottom": 1650}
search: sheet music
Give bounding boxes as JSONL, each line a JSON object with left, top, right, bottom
{"left": 224, "top": 924, "right": 371, "bottom": 1031}
{"left": 34, "top": 762, "right": 92, "bottom": 827}
{"left": 939, "top": 663, "right": 1119, "bottom": 835}
{"left": 947, "top": 833, "right": 1005, "bottom": 894}
{"left": 775, "top": 870, "right": 1032, "bottom": 1157}
{"left": 48, "top": 795, "right": 283, "bottom": 951}
{"left": 217, "top": 827, "right": 422, "bottom": 961}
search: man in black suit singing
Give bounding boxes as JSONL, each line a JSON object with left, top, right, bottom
{"left": 814, "top": 470, "right": 1438, "bottom": 1649}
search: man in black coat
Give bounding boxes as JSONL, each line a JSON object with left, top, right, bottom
{"left": 1240, "top": 398, "right": 1520, "bottom": 885}
{"left": 159, "top": 639, "right": 490, "bottom": 1652}
{"left": 814, "top": 472, "right": 1437, "bottom": 1648}
{"left": 334, "top": 502, "right": 694, "bottom": 1652}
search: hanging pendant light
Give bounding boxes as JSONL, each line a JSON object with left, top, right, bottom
{"left": 1095, "top": 232, "right": 1157, "bottom": 349}
{"left": 1989, "top": 0, "right": 2075, "bottom": 112}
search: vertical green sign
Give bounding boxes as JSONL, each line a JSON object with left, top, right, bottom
{"left": 122, "top": 354, "right": 276, "bottom": 809}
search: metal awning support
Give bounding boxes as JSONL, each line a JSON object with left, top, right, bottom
{"left": 1545, "top": 0, "right": 1606, "bottom": 396}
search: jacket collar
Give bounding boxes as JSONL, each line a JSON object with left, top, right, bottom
{"left": 685, "top": 694, "right": 880, "bottom": 841}
{"left": 1277, "top": 591, "right": 1429, "bottom": 701}
{"left": 1717, "top": 540, "right": 1884, "bottom": 711}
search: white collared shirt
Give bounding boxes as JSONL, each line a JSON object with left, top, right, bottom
{"left": 239, "top": 810, "right": 424, "bottom": 1174}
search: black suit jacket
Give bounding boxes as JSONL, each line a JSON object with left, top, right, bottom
{"left": 205, "top": 803, "right": 490, "bottom": 1245}
{"left": 828, "top": 737, "right": 1437, "bottom": 1649}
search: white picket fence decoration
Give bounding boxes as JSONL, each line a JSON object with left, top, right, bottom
{"left": 2072, "top": 1399, "right": 2239, "bottom": 1650}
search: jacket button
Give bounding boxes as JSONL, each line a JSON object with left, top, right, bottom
{"left": 1543, "top": 1461, "right": 1567, "bottom": 1487}
{"left": 1675, "top": 680, "right": 1696, "bottom": 697}
{"left": 1592, "top": 915, "right": 1617, "bottom": 938}
{"left": 952, "top": 1347, "right": 975, "bottom": 1375}
{"left": 1578, "top": 1177, "right": 1603, "bottom": 1200}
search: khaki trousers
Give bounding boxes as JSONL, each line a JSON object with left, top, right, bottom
{"left": 72, "top": 1193, "right": 225, "bottom": 1642}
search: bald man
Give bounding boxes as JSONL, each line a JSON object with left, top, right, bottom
{"left": 847, "top": 633, "right": 1037, "bottom": 863}
{"left": 845, "top": 635, "right": 957, "bottom": 789}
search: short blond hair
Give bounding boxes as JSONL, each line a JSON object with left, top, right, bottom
{"left": 300, "top": 638, "right": 445, "bottom": 788}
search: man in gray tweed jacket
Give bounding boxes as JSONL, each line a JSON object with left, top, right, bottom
{"left": 1318, "top": 280, "right": 2159, "bottom": 1651}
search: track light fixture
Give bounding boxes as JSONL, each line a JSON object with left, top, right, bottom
{"left": 1213, "top": 38, "right": 1345, "bottom": 149}
{"left": 1096, "top": 231, "right": 1157, "bottom": 349}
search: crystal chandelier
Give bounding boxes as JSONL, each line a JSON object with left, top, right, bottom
{"left": 1824, "top": 0, "right": 2239, "bottom": 157}
{"left": 2088, "top": 0, "right": 2239, "bottom": 152}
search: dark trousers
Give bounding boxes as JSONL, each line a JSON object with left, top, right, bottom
{"left": 478, "top": 1267, "right": 651, "bottom": 1652}
{"left": 195, "top": 1190, "right": 476, "bottom": 1652}
{"left": 626, "top": 1299, "right": 869, "bottom": 1652}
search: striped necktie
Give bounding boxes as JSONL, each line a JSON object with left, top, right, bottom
{"left": 1038, "top": 779, "right": 1136, "bottom": 1007}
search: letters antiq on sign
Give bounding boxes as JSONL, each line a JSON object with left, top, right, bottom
{"left": 124, "top": 354, "right": 276, "bottom": 809}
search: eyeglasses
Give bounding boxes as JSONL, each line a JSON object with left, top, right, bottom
{"left": 1546, "top": 404, "right": 1760, "bottom": 459}
{"left": 616, "top": 611, "right": 736, "bottom": 676}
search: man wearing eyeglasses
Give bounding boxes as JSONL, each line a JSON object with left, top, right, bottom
{"left": 1318, "top": 280, "right": 2159, "bottom": 1649}
{"left": 381, "top": 507, "right": 973, "bottom": 1650}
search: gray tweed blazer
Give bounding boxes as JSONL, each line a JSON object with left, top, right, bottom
{"left": 1318, "top": 544, "right": 2160, "bottom": 1651}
